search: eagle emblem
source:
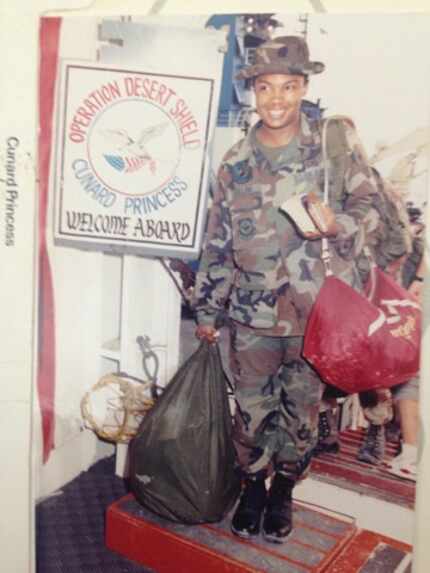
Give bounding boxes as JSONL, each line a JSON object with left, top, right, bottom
{"left": 100, "top": 122, "right": 169, "bottom": 174}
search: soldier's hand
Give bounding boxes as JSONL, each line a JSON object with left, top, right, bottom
{"left": 408, "top": 279, "right": 423, "bottom": 304}
{"left": 306, "top": 193, "right": 341, "bottom": 238}
{"left": 195, "top": 325, "right": 220, "bottom": 344}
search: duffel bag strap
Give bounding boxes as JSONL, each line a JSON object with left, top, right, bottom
{"left": 320, "top": 116, "right": 342, "bottom": 278}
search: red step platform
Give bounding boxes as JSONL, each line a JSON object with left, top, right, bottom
{"left": 105, "top": 493, "right": 410, "bottom": 573}
{"left": 328, "top": 530, "right": 412, "bottom": 572}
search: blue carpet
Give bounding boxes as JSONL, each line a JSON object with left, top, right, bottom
{"left": 36, "top": 456, "right": 153, "bottom": 573}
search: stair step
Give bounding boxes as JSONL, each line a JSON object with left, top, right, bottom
{"left": 106, "top": 494, "right": 412, "bottom": 573}
{"left": 310, "top": 429, "right": 415, "bottom": 509}
{"left": 106, "top": 494, "right": 356, "bottom": 573}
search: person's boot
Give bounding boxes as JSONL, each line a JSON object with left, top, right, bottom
{"left": 262, "top": 473, "right": 295, "bottom": 543}
{"left": 314, "top": 410, "right": 340, "bottom": 456}
{"left": 357, "top": 423, "right": 386, "bottom": 465}
{"left": 231, "top": 475, "right": 267, "bottom": 539}
{"left": 385, "top": 419, "right": 402, "bottom": 455}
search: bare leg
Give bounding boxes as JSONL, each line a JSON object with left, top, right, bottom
{"left": 396, "top": 398, "right": 419, "bottom": 446}
{"left": 384, "top": 398, "right": 418, "bottom": 481}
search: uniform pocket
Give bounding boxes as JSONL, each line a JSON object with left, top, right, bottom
{"left": 229, "top": 286, "right": 278, "bottom": 328}
{"left": 230, "top": 190, "right": 265, "bottom": 249}
{"left": 234, "top": 247, "right": 287, "bottom": 290}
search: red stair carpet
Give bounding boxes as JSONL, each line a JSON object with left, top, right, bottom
{"left": 310, "top": 428, "right": 415, "bottom": 509}
{"left": 106, "top": 493, "right": 412, "bottom": 573}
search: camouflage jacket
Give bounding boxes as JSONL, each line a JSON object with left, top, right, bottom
{"left": 192, "top": 113, "right": 377, "bottom": 336}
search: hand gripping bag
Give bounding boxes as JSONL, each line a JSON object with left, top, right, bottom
{"left": 303, "top": 265, "right": 421, "bottom": 394}
{"left": 129, "top": 340, "right": 240, "bottom": 524}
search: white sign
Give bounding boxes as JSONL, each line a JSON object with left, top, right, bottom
{"left": 54, "top": 61, "right": 217, "bottom": 257}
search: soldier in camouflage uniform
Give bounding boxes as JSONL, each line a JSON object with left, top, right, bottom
{"left": 193, "top": 36, "right": 377, "bottom": 543}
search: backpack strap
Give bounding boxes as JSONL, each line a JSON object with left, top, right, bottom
{"left": 320, "top": 115, "right": 353, "bottom": 276}
{"left": 320, "top": 115, "right": 370, "bottom": 277}
{"left": 321, "top": 115, "right": 355, "bottom": 205}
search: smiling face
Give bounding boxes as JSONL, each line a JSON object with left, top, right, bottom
{"left": 254, "top": 73, "right": 308, "bottom": 146}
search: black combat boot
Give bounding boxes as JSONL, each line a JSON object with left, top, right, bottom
{"left": 231, "top": 475, "right": 267, "bottom": 539}
{"left": 314, "top": 410, "right": 340, "bottom": 456}
{"left": 262, "top": 473, "right": 295, "bottom": 543}
{"left": 357, "top": 423, "right": 386, "bottom": 465}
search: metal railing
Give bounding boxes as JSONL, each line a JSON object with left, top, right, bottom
{"left": 217, "top": 108, "right": 254, "bottom": 128}
{"left": 244, "top": 47, "right": 257, "bottom": 65}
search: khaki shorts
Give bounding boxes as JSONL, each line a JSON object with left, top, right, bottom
{"left": 391, "top": 375, "right": 420, "bottom": 402}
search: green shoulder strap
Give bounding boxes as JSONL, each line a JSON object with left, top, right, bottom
{"left": 321, "top": 116, "right": 353, "bottom": 205}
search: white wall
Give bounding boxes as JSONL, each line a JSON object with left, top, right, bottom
{"left": 34, "top": 16, "right": 184, "bottom": 498}
{"left": 33, "top": 17, "right": 108, "bottom": 498}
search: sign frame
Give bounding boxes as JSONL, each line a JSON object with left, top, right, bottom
{"left": 53, "top": 59, "right": 219, "bottom": 259}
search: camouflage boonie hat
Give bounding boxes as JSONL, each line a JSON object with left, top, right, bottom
{"left": 236, "top": 36, "right": 325, "bottom": 80}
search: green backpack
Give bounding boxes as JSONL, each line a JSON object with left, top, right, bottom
{"left": 324, "top": 115, "right": 412, "bottom": 270}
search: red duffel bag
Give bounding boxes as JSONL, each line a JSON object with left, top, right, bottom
{"left": 303, "top": 266, "right": 421, "bottom": 394}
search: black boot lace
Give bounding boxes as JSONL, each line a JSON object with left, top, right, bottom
{"left": 364, "top": 424, "right": 382, "bottom": 454}
{"left": 318, "top": 411, "right": 331, "bottom": 439}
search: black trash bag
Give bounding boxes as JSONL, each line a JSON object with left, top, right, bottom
{"left": 129, "top": 340, "right": 240, "bottom": 524}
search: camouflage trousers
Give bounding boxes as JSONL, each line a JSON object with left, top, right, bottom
{"left": 229, "top": 322, "right": 323, "bottom": 481}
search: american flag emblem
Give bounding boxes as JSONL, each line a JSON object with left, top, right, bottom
{"left": 104, "top": 154, "right": 125, "bottom": 171}
{"left": 100, "top": 123, "right": 168, "bottom": 175}
{"left": 103, "top": 154, "right": 156, "bottom": 174}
